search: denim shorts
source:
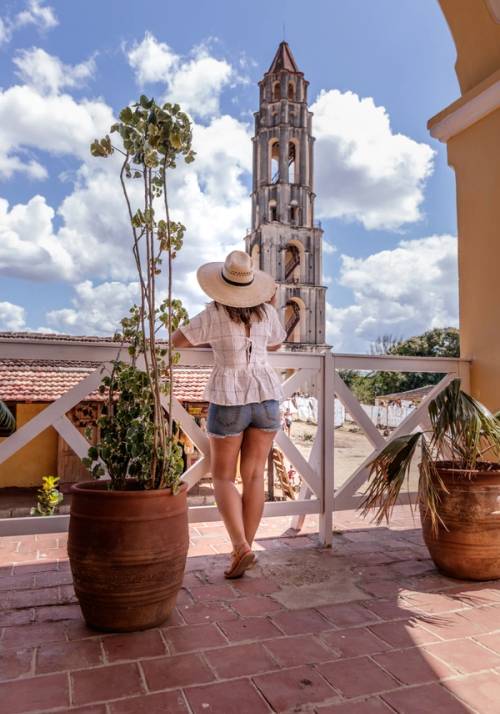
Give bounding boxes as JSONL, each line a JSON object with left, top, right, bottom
{"left": 207, "top": 400, "right": 281, "bottom": 438}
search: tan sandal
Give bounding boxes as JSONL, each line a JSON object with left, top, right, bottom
{"left": 224, "top": 546, "right": 256, "bottom": 579}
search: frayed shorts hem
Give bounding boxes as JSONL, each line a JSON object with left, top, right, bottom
{"left": 207, "top": 430, "right": 244, "bottom": 439}
{"left": 207, "top": 426, "right": 278, "bottom": 439}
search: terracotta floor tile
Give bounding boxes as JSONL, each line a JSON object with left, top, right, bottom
{"left": 373, "top": 646, "right": 455, "bottom": 685}
{"left": 178, "top": 601, "right": 237, "bottom": 624}
{"left": 205, "top": 641, "right": 278, "bottom": 678}
{"left": 189, "top": 583, "right": 237, "bottom": 601}
{"left": 107, "top": 690, "right": 188, "bottom": 713}
{"left": 458, "top": 604, "right": 500, "bottom": 632}
{"left": 416, "top": 612, "right": 486, "bottom": 640}
{"left": 369, "top": 620, "right": 440, "bottom": 648}
{"left": 322, "top": 627, "right": 391, "bottom": 658}
{"left": 230, "top": 576, "right": 280, "bottom": 595}
{"left": 230, "top": 595, "right": 282, "bottom": 617}
{"left": 0, "top": 608, "right": 34, "bottom": 626}
{"left": 253, "top": 664, "right": 336, "bottom": 711}
{"left": 474, "top": 631, "right": 500, "bottom": 655}
{"left": 317, "top": 602, "right": 381, "bottom": 627}
{"left": 0, "top": 647, "right": 33, "bottom": 681}
{"left": 71, "top": 662, "right": 143, "bottom": 706}
{"left": 263, "top": 634, "right": 332, "bottom": 667}
{"left": 401, "top": 592, "right": 468, "bottom": 615}
{"left": 382, "top": 682, "right": 468, "bottom": 713}
{"left": 2, "top": 621, "right": 68, "bottom": 647}
{"left": 163, "top": 622, "right": 226, "bottom": 653}
{"left": 0, "top": 672, "right": 69, "bottom": 714}
{"left": 141, "top": 652, "right": 214, "bottom": 690}
{"left": 317, "top": 697, "right": 394, "bottom": 713}
{"left": 360, "top": 599, "right": 418, "bottom": 622}
{"left": 36, "top": 638, "right": 103, "bottom": 674}
{"left": 102, "top": 629, "right": 167, "bottom": 662}
{"left": 271, "top": 608, "right": 329, "bottom": 635}
{"left": 185, "top": 678, "right": 270, "bottom": 714}
{"left": 443, "top": 671, "right": 500, "bottom": 713}
{"left": 218, "top": 616, "right": 282, "bottom": 642}
{"left": 424, "top": 638, "right": 500, "bottom": 674}
{"left": 318, "top": 656, "right": 398, "bottom": 698}
{"left": 34, "top": 603, "right": 82, "bottom": 622}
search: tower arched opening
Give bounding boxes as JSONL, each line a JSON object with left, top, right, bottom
{"left": 251, "top": 243, "right": 261, "bottom": 269}
{"left": 284, "top": 296, "right": 305, "bottom": 343}
{"left": 288, "top": 140, "right": 298, "bottom": 183}
{"left": 269, "top": 139, "right": 280, "bottom": 183}
{"left": 284, "top": 238, "right": 305, "bottom": 282}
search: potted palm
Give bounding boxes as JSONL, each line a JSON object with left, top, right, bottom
{"left": 361, "top": 379, "right": 500, "bottom": 580}
{"left": 68, "top": 96, "right": 196, "bottom": 632}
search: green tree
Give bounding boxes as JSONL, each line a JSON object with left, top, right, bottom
{"left": 340, "top": 328, "right": 460, "bottom": 404}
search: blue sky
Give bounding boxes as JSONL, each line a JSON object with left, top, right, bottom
{"left": 0, "top": 0, "right": 460, "bottom": 351}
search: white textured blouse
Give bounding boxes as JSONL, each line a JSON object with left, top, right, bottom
{"left": 180, "top": 302, "right": 287, "bottom": 406}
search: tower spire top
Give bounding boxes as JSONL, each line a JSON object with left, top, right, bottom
{"left": 267, "top": 41, "right": 300, "bottom": 74}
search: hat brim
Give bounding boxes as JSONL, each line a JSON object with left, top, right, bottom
{"left": 197, "top": 262, "right": 276, "bottom": 308}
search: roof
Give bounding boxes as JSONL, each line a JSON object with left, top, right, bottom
{"left": 267, "top": 41, "right": 300, "bottom": 74}
{"left": 0, "top": 331, "right": 117, "bottom": 343}
{"left": 0, "top": 359, "right": 211, "bottom": 403}
{"left": 376, "top": 385, "right": 434, "bottom": 402}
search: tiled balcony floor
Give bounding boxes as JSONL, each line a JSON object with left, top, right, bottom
{"left": 1, "top": 506, "right": 500, "bottom": 713}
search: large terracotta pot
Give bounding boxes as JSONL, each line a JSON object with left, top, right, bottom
{"left": 420, "top": 462, "right": 500, "bottom": 581}
{"left": 68, "top": 480, "right": 189, "bottom": 632}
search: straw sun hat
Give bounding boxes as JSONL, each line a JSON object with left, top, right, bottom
{"left": 197, "top": 250, "right": 276, "bottom": 308}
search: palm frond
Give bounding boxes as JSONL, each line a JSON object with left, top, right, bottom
{"left": 428, "top": 379, "right": 500, "bottom": 467}
{"left": 360, "top": 379, "right": 500, "bottom": 534}
{"left": 0, "top": 401, "right": 15, "bottom": 434}
{"left": 360, "top": 432, "right": 422, "bottom": 524}
{"left": 418, "top": 438, "right": 448, "bottom": 534}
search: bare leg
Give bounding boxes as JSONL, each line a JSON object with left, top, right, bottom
{"left": 240, "top": 427, "right": 277, "bottom": 546}
{"left": 209, "top": 433, "right": 248, "bottom": 551}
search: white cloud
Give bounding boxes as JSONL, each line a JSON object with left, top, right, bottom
{"left": 46, "top": 280, "right": 140, "bottom": 335}
{"left": 323, "top": 239, "right": 335, "bottom": 255}
{"left": 0, "top": 81, "right": 114, "bottom": 179}
{"left": 127, "top": 32, "right": 177, "bottom": 84}
{"left": 15, "top": 0, "right": 58, "bottom": 31}
{"left": 126, "top": 34, "right": 235, "bottom": 118}
{"left": 326, "top": 235, "right": 458, "bottom": 352}
{"left": 312, "top": 90, "right": 435, "bottom": 230}
{"left": 0, "top": 301, "right": 27, "bottom": 331}
{"left": 0, "top": 196, "right": 73, "bottom": 280}
{"left": 165, "top": 48, "right": 233, "bottom": 118}
{"left": 14, "top": 48, "right": 95, "bottom": 94}
{"left": 0, "top": 1, "right": 57, "bottom": 46}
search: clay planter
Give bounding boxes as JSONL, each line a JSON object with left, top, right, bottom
{"left": 420, "top": 462, "right": 500, "bottom": 581}
{"left": 68, "top": 481, "right": 189, "bottom": 632}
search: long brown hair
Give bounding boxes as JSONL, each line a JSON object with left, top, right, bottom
{"left": 213, "top": 301, "right": 266, "bottom": 327}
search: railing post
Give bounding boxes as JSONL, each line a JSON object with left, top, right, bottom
{"left": 319, "top": 351, "right": 335, "bottom": 546}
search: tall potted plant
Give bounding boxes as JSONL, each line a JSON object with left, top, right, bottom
{"left": 361, "top": 379, "right": 500, "bottom": 580}
{"left": 68, "top": 96, "right": 196, "bottom": 632}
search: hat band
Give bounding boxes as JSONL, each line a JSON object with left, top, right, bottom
{"left": 221, "top": 269, "right": 254, "bottom": 287}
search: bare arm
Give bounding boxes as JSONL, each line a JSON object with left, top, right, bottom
{"left": 171, "top": 328, "right": 211, "bottom": 349}
{"left": 266, "top": 287, "right": 283, "bottom": 351}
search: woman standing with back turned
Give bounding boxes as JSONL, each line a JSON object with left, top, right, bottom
{"left": 172, "top": 250, "right": 286, "bottom": 579}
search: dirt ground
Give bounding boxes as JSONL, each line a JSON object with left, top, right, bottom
{"left": 290, "top": 420, "right": 420, "bottom": 494}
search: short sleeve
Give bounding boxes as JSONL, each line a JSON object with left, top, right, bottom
{"left": 179, "top": 309, "right": 212, "bottom": 346}
{"left": 267, "top": 304, "right": 287, "bottom": 346}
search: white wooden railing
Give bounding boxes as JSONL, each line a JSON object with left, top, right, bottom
{"left": 0, "top": 336, "right": 470, "bottom": 544}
